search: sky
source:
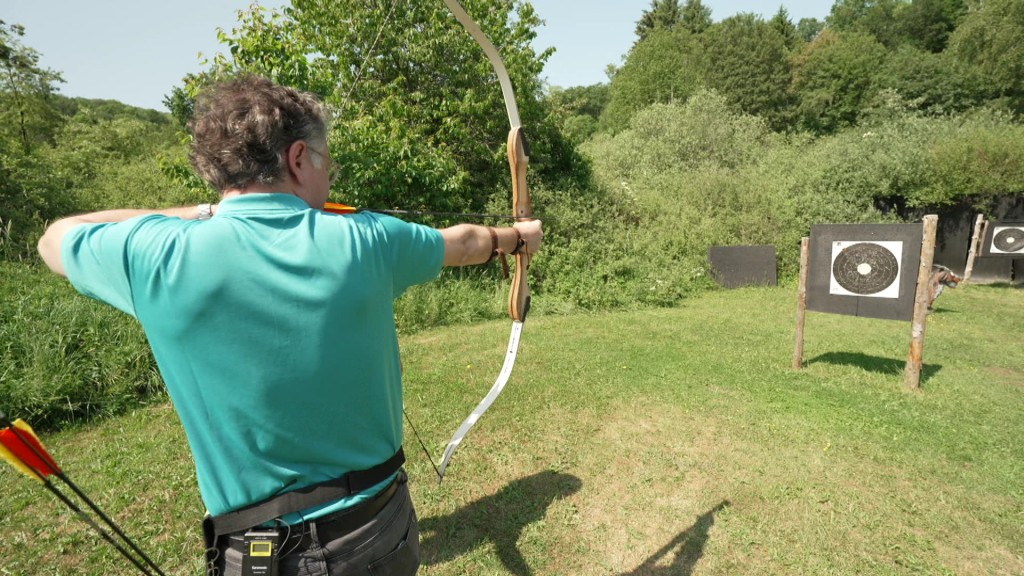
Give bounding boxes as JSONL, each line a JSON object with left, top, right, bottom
{"left": 5, "top": 1, "right": 833, "bottom": 112}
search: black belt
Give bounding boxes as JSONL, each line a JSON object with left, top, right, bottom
{"left": 226, "top": 475, "right": 401, "bottom": 553}
{"left": 209, "top": 447, "right": 405, "bottom": 538}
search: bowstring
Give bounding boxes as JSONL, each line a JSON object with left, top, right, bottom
{"left": 336, "top": 0, "right": 400, "bottom": 115}
{"left": 336, "top": 1, "right": 445, "bottom": 477}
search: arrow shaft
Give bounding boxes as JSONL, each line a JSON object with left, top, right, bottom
{"left": 41, "top": 480, "right": 160, "bottom": 576}
{"left": 1, "top": 413, "right": 166, "bottom": 576}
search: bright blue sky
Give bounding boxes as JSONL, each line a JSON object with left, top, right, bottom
{"left": 5, "top": 1, "right": 832, "bottom": 112}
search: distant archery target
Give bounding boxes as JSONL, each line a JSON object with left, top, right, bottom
{"left": 991, "top": 226, "right": 1024, "bottom": 254}
{"left": 829, "top": 241, "right": 903, "bottom": 298}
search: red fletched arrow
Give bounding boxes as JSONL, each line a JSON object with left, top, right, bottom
{"left": 1, "top": 412, "right": 166, "bottom": 575}
{"left": 0, "top": 418, "right": 61, "bottom": 481}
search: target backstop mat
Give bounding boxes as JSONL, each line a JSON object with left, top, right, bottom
{"left": 708, "top": 245, "right": 778, "bottom": 288}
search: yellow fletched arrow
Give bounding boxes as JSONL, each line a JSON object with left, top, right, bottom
{"left": 1, "top": 412, "right": 166, "bottom": 575}
{"left": 0, "top": 418, "right": 61, "bottom": 482}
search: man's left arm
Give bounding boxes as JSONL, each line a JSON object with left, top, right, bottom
{"left": 440, "top": 221, "right": 542, "bottom": 267}
{"left": 38, "top": 205, "right": 216, "bottom": 277}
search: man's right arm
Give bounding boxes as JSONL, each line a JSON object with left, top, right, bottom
{"left": 38, "top": 205, "right": 216, "bottom": 276}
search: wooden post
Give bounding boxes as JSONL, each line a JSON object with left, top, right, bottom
{"left": 793, "top": 237, "right": 810, "bottom": 369}
{"left": 904, "top": 215, "right": 938, "bottom": 390}
{"left": 964, "top": 214, "right": 985, "bottom": 283}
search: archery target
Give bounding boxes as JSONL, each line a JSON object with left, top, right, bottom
{"left": 829, "top": 241, "right": 903, "bottom": 298}
{"left": 990, "top": 226, "right": 1024, "bottom": 254}
{"left": 808, "top": 223, "right": 921, "bottom": 321}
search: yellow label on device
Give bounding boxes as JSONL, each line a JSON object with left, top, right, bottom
{"left": 250, "top": 541, "right": 273, "bottom": 557}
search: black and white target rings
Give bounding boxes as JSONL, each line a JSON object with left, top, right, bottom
{"left": 830, "top": 241, "right": 903, "bottom": 298}
{"left": 992, "top": 226, "right": 1024, "bottom": 253}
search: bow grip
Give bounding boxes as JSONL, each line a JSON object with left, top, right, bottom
{"left": 507, "top": 127, "right": 532, "bottom": 322}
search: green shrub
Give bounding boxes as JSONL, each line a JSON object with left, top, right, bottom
{"left": 918, "top": 109, "right": 1024, "bottom": 207}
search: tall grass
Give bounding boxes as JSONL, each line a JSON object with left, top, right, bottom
{"left": 0, "top": 263, "right": 163, "bottom": 426}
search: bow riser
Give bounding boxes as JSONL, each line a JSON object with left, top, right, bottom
{"left": 508, "top": 126, "right": 531, "bottom": 321}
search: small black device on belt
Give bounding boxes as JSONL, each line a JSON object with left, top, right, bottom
{"left": 241, "top": 529, "right": 280, "bottom": 576}
{"left": 203, "top": 448, "right": 405, "bottom": 574}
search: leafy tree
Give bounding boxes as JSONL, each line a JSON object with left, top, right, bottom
{"left": 827, "top": 0, "right": 907, "bottom": 49}
{"left": 0, "top": 21, "right": 67, "bottom": 259}
{"left": 162, "top": 85, "right": 193, "bottom": 127}
{"left": 0, "top": 20, "right": 64, "bottom": 153}
{"left": 680, "top": 0, "right": 713, "bottom": 34}
{"left": 899, "top": 0, "right": 966, "bottom": 53}
{"left": 635, "top": 0, "right": 683, "bottom": 42}
{"left": 0, "top": 21, "right": 193, "bottom": 262}
{"left": 948, "top": 0, "right": 1024, "bottom": 114}
{"left": 546, "top": 83, "right": 609, "bottom": 120}
{"left": 599, "top": 27, "right": 706, "bottom": 133}
{"left": 544, "top": 83, "right": 610, "bottom": 144}
{"left": 176, "top": 1, "right": 577, "bottom": 213}
{"left": 770, "top": 7, "right": 800, "bottom": 50}
{"left": 701, "top": 14, "right": 795, "bottom": 131}
{"left": 796, "top": 17, "right": 826, "bottom": 42}
{"left": 791, "top": 30, "right": 888, "bottom": 134}
{"left": 875, "top": 46, "right": 992, "bottom": 115}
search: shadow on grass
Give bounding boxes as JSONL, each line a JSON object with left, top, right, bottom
{"left": 805, "top": 351, "right": 942, "bottom": 382}
{"left": 421, "top": 477, "right": 728, "bottom": 576}
{"left": 617, "top": 500, "right": 730, "bottom": 576}
{"left": 419, "top": 470, "right": 582, "bottom": 575}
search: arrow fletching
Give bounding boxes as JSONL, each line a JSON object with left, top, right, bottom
{"left": 324, "top": 202, "right": 358, "bottom": 214}
{"left": 0, "top": 418, "right": 61, "bottom": 482}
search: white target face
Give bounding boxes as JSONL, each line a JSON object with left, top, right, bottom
{"left": 829, "top": 240, "right": 903, "bottom": 298}
{"left": 990, "top": 226, "right": 1024, "bottom": 254}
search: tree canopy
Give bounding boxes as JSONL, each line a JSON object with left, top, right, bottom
{"left": 0, "top": 20, "right": 64, "bottom": 154}
{"left": 169, "top": 1, "right": 585, "bottom": 214}
{"left": 948, "top": 0, "right": 1024, "bottom": 114}
{"left": 701, "top": 13, "right": 795, "bottom": 131}
{"left": 600, "top": 27, "right": 706, "bottom": 133}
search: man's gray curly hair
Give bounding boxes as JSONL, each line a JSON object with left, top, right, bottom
{"left": 189, "top": 75, "right": 328, "bottom": 192}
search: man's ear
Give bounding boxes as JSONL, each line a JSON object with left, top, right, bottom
{"left": 284, "top": 140, "right": 309, "bottom": 184}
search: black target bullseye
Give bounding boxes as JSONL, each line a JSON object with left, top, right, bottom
{"left": 832, "top": 242, "right": 900, "bottom": 295}
{"left": 993, "top": 228, "right": 1024, "bottom": 253}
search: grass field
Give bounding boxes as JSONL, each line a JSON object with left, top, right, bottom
{"left": 2, "top": 283, "right": 1022, "bottom": 575}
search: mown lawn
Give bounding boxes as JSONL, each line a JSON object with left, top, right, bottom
{"left": 2, "top": 283, "right": 1022, "bottom": 575}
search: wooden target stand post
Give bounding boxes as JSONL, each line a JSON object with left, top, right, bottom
{"left": 963, "top": 214, "right": 987, "bottom": 283}
{"left": 964, "top": 216, "right": 1024, "bottom": 282}
{"left": 793, "top": 215, "right": 938, "bottom": 390}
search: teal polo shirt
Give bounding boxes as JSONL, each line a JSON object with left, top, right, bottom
{"left": 62, "top": 193, "right": 444, "bottom": 519}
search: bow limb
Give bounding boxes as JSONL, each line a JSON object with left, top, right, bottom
{"left": 440, "top": 0, "right": 522, "bottom": 130}
{"left": 435, "top": 0, "right": 533, "bottom": 482}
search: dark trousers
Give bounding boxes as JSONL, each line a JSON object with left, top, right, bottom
{"left": 211, "top": 474, "right": 419, "bottom": 576}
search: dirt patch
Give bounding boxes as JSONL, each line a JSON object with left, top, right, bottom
{"left": 986, "top": 366, "right": 1023, "bottom": 388}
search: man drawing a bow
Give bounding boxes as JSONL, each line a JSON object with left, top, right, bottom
{"left": 37, "top": 75, "right": 542, "bottom": 576}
